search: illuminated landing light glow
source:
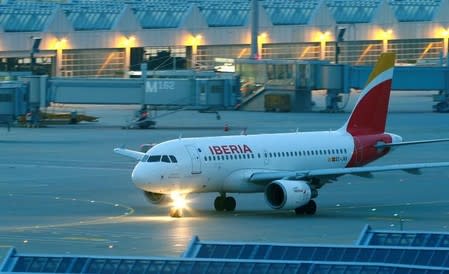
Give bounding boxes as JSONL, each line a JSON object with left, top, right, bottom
{"left": 170, "top": 192, "right": 189, "bottom": 209}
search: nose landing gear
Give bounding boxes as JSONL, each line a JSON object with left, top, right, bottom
{"left": 169, "top": 193, "right": 187, "bottom": 218}
{"left": 214, "top": 193, "right": 236, "bottom": 212}
{"left": 169, "top": 207, "right": 183, "bottom": 218}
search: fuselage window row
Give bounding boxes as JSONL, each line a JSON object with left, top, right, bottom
{"left": 203, "top": 148, "right": 349, "bottom": 162}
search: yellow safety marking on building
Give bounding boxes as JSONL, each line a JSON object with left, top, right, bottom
{"left": 418, "top": 42, "right": 434, "bottom": 61}
{"left": 356, "top": 44, "right": 373, "bottom": 65}
{"left": 299, "top": 46, "right": 311, "bottom": 59}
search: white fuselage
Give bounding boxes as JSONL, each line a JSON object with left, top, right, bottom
{"left": 131, "top": 129, "right": 356, "bottom": 195}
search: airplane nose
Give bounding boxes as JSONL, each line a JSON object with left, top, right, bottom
{"left": 131, "top": 163, "right": 147, "bottom": 185}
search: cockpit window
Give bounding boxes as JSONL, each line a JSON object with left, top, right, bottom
{"left": 169, "top": 155, "right": 177, "bottom": 163}
{"left": 141, "top": 155, "right": 149, "bottom": 162}
{"left": 148, "top": 155, "right": 161, "bottom": 162}
{"left": 161, "top": 155, "right": 170, "bottom": 163}
{"left": 144, "top": 155, "right": 178, "bottom": 163}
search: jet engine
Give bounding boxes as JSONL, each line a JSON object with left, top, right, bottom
{"left": 143, "top": 191, "right": 169, "bottom": 204}
{"left": 264, "top": 180, "right": 312, "bottom": 210}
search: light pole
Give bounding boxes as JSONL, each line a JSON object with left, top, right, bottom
{"left": 30, "top": 36, "right": 42, "bottom": 75}
{"left": 335, "top": 27, "right": 346, "bottom": 64}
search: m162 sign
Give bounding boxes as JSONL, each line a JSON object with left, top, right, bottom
{"left": 145, "top": 81, "right": 175, "bottom": 93}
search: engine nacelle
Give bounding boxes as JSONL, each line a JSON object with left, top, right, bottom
{"left": 143, "top": 191, "right": 169, "bottom": 205}
{"left": 264, "top": 180, "right": 312, "bottom": 210}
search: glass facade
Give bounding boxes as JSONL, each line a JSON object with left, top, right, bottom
{"left": 52, "top": 38, "right": 446, "bottom": 78}
{"left": 325, "top": 40, "right": 383, "bottom": 65}
{"left": 61, "top": 49, "right": 125, "bottom": 78}
{"left": 262, "top": 43, "right": 320, "bottom": 60}
{"left": 388, "top": 38, "right": 444, "bottom": 65}
{"left": 196, "top": 45, "right": 250, "bottom": 69}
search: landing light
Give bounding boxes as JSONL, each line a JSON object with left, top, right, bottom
{"left": 170, "top": 193, "right": 189, "bottom": 209}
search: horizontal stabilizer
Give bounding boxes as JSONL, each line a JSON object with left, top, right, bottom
{"left": 114, "top": 148, "right": 145, "bottom": 161}
{"left": 375, "top": 138, "right": 449, "bottom": 149}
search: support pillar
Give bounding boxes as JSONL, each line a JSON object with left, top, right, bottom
{"left": 56, "top": 48, "right": 63, "bottom": 77}
{"left": 124, "top": 46, "right": 131, "bottom": 78}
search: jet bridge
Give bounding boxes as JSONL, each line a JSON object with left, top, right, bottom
{"left": 236, "top": 59, "right": 449, "bottom": 112}
{"left": 20, "top": 71, "right": 240, "bottom": 109}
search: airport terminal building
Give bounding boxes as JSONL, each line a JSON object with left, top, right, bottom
{"left": 0, "top": 0, "right": 449, "bottom": 78}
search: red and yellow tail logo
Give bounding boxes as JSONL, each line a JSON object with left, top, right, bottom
{"left": 344, "top": 53, "right": 396, "bottom": 136}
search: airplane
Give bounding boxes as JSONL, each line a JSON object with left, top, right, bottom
{"left": 115, "top": 53, "right": 449, "bottom": 218}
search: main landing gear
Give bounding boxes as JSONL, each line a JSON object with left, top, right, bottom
{"left": 294, "top": 200, "right": 317, "bottom": 215}
{"left": 214, "top": 193, "right": 236, "bottom": 212}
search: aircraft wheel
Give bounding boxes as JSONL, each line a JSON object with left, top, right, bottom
{"left": 214, "top": 196, "right": 225, "bottom": 211}
{"left": 305, "top": 200, "right": 317, "bottom": 215}
{"left": 294, "top": 206, "right": 305, "bottom": 215}
{"left": 295, "top": 200, "right": 317, "bottom": 215}
{"left": 169, "top": 207, "right": 183, "bottom": 218}
{"left": 225, "top": 196, "right": 236, "bottom": 211}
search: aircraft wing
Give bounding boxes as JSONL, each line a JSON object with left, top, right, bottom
{"left": 113, "top": 148, "right": 145, "bottom": 161}
{"left": 249, "top": 162, "right": 449, "bottom": 184}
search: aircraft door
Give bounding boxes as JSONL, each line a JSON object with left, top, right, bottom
{"left": 264, "top": 149, "right": 270, "bottom": 166}
{"left": 185, "top": 145, "right": 202, "bottom": 174}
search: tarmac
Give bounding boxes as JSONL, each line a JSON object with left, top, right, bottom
{"left": 1, "top": 90, "right": 449, "bottom": 258}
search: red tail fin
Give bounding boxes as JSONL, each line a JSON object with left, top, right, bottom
{"left": 343, "top": 53, "right": 396, "bottom": 136}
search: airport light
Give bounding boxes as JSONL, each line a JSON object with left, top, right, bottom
{"left": 119, "top": 35, "right": 136, "bottom": 48}
{"left": 442, "top": 28, "right": 449, "bottom": 60}
{"left": 442, "top": 29, "right": 449, "bottom": 38}
{"left": 54, "top": 38, "right": 67, "bottom": 49}
{"left": 374, "top": 28, "right": 393, "bottom": 52}
{"left": 319, "top": 31, "right": 331, "bottom": 42}
{"left": 193, "top": 34, "right": 202, "bottom": 45}
{"left": 318, "top": 31, "right": 331, "bottom": 60}
{"left": 256, "top": 32, "right": 269, "bottom": 59}
{"left": 383, "top": 29, "right": 393, "bottom": 40}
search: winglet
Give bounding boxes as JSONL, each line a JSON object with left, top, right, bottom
{"left": 343, "top": 53, "right": 396, "bottom": 136}
{"left": 114, "top": 148, "right": 145, "bottom": 161}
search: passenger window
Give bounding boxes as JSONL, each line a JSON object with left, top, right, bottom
{"left": 269, "top": 153, "right": 272, "bottom": 157}
{"left": 161, "top": 155, "right": 170, "bottom": 163}
{"left": 204, "top": 156, "right": 207, "bottom": 161}
{"left": 258, "top": 153, "right": 261, "bottom": 158}
{"left": 148, "top": 155, "right": 161, "bottom": 162}
{"left": 169, "top": 155, "right": 177, "bottom": 163}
